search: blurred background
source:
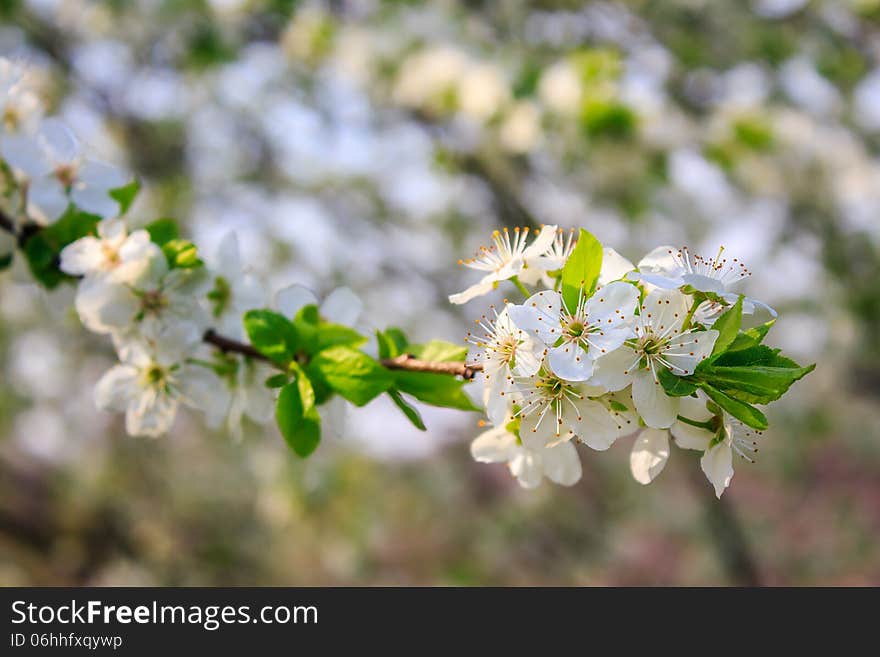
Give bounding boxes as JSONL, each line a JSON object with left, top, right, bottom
{"left": 1, "top": 0, "right": 879, "bottom": 586}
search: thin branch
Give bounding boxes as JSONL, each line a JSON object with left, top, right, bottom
{"left": 203, "top": 329, "right": 481, "bottom": 379}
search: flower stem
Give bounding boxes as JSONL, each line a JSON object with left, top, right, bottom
{"left": 510, "top": 275, "right": 530, "bottom": 300}
{"left": 680, "top": 293, "right": 704, "bottom": 332}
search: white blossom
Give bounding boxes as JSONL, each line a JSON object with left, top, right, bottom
{"left": 507, "top": 282, "right": 639, "bottom": 382}
{"left": 449, "top": 225, "right": 557, "bottom": 304}
{"left": 634, "top": 245, "right": 775, "bottom": 323}
{"left": 470, "top": 417, "right": 582, "bottom": 489}
{"left": 205, "top": 232, "right": 266, "bottom": 340}
{"left": 516, "top": 371, "right": 634, "bottom": 450}
{"left": 59, "top": 218, "right": 161, "bottom": 283}
{"left": 0, "top": 58, "right": 44, "bottom": 135}
{"left": 467, "top": 305, "right": 544, "bottom": 424}
{"left": 95, "top": 333, "right": 228, "bottom": 438}
{"left": 592, "top": 289, "right": 719, "bottom": 428}
{"left": 274, "top": 284, "right": 362, "bottom": 325}
{"left": 0, "top": 118, "right": 127, "bottom": 222}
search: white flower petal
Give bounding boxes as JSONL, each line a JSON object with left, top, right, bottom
{"left": 641, "top": 288, "right": 688, "bottom": 336}
{"left": 125, "top": 390, "right": 178, "bottom": 438}
{"left": 59, "top": 236, "right": 103, "bottom": 276}
{"left": 448, "top": 274, "right": 496, "bottom": 304}
{"left": 590, "top": 345, "right": 639, "bottom": 392}
{"left": 507, "top": 290, "right": 561, "bottom": 345}
{"left": 585, "top": 280, "right": 639, "bottom": 325}
{"left": 0, "top": 133, "right": 51, "bottom": 176}
{"left": 275, "top": 284, "right": 319, "bottom": 317}
{"left": 94, "top": 364, "right": 138, "bottom": 411}
{"left": 629, "top": 428, "right": 670, "bottom": 484}
{"left": 509, "top": 451, "right": 544, "bottom": 489}
{"left": 547, "top": 343, "right": 593, "bottom": 381}
{"left": 631, "top": 369, "right": 679, "bottom": 429}
{"left": 521, "top": 224, "right": 558, "bottom": 259}
{"left": 598, "top": 247, "right": 636, "bottom": 285}
{"left": 541, "top": 441, "right": 582, "bottom": 486}
{"left": 662, "top": 329, "right": 719, "bottom": 376}
{"left": 701, "top": 441, "right": 734, "bottom": 498}
{"left": 569, "top": 397, "right": 621, "bottom": 451}
{"left": 321, "top": 286, "right": 362, "bottom": 325}
{"left": 470, "top": 424, "right": 519, "bottom": 463}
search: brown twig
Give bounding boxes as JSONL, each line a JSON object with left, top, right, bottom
{"left": 204, "top": 329, "right": 481, "bottom": 379}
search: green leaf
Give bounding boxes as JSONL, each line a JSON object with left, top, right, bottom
{"left": 724, "top": 318, "right": 776, "bottom": 353}
{"left": 243, "top": 310, "right": 299, "bottom": 365}
{"left": 700, "top": 363, "right": 815, "bottom": 405}
{"left": 162, "top": 239, "right": 203, "bottom": 269}
{"left": 743, "top": 319, "right": 775, "bottom": 345}
{"left": 392, "top": 370, "right": 480, "bottom": 411}
{"left": 145, "top": 218, "right": 179, "bottom": 247}
{"left": 317, "top": 323, "right": 366, "bottom": 351}
{"left": 561, "top": 228, "right": 603, "bottom": 312}
{"left": 311, "top": 346, "right": 393, "bottom": 406}
{"left": 713, "top": 345, "right": 793, "bottom": 368}
{"left": 376, "top": 328, "right": 408, "bottom": 359}
{"left": 22, "top": 205, "right": 101, "bottom": 288}
{"left": 265, "top": 373, "right": 289, "bottom": 389}
{"left": 109, "top": 178, "right": 140, "bottom": 215}
{"left": 276, "top": 376, "right": 321, "bottom": 457}
{"left": 409, "top": 339, "right": 468, "bottom": 363}
{"left": 292, "top": 304, "right": 320, "bottom": 354}
{"left": 657, "top": 367, "right": 699, "bottom": 397}
{"left": 387, "top": 389, "right": 426, "bottom": 431}
{"left": 0, "top": 252, "right": 12, "bottom": 271}
{"left": 709, "top": 295, "right": 743, "bottom": 358}
{"left": 702, "top": 384, "right": 768, "bottom": 431}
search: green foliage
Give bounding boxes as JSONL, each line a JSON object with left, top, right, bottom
{"left": 702, "top": 384, "right": 768, "bottom": 431}
{"left": 561, "top": 228, "right": 603, "bottom": 312}
{"left": 376, "top": 327, "right": 408, "bottom": 359}
{"left": 709, "top": 295, "right": 744, "bottom": 359}
{"left": 22, "top": 205, "right": 100, "bottom": 288}
{"left": 0, "top": 252, "right": 12, "bottom": 271}
{"left": 408, "top": 339, "right": 468, "bottom": 363}
{"left": 580, "top": 100, "right": 637, "bottom": 140}
{"left": 311, "top": 346, "right": 393, "bottom": 407}
{"left": 387, "top": 389, "right": 426, "bottom": 431}
{"left": 276, "top": 369, "right": 322, "bottom": 457}
{"left": 108, "top": 179, "right": 140, "bottom": 215}
{"left": 145, "top": 218, "right": 179, "bottom": 246}
{"left": 392, "top": 370, "right": 478, "bottom": 411}
{"left": 161, "top": 239, "right": 203, "bottom": 269}
{"left": 243, "top": 310, "right": 300, "bottom": 365}
{"left": 658, "top": 367, "right": 699, "bottom": 397}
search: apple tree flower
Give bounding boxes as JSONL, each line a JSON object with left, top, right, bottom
{"left": 59, "top": 218, "right": 162, "bottom": 283}
{"left": 0, "top": 118, "right": 127, "bottom": 222}
{"left": 470, "top": 416, "right": 582, "bottom": 489}
{"left": 507, "top": 281, "right": 639, "bottom": 382}
{"left": 591, "top": 289, "right": 719, "bottom": 428}
{"left": 449, "top": 224, "right": 557, "bottom": 304}
{"left": 205, "top": 232, "right": 266, "bottom": 340}
{"left": 95, "top": 332, "right": 228, "bottom": 438}
{"left": 466, "top": 304, "right": 544, "bottom": 424}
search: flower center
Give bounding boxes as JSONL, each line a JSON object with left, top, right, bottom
{"left": 101, "top": 242, "right": 121, "bottom": 268}
{"left": 140, "top": 289, "right": 168, "bottom": 316}
{"left": 54, "top": 163, "right": 78, "bottom": 188}
{"left": 207, "top": 276, "right": 232, "bottom": 318}
{"left": 141, "top": 364, "right": 169, "bottom": 389}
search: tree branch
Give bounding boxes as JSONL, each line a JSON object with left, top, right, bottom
{"left": 203, "top": 329, "right": 482, "bottom": 379}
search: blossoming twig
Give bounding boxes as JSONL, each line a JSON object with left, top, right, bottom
{"left": 204, "top": 329, "right": 483, "bottom": 379}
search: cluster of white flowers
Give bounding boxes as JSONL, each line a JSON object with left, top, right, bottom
{"left": 0, "top": 60, "right": 294, "bottom": 440}
{"left": 454, "top": 226, "right": 778, "bottom": 497}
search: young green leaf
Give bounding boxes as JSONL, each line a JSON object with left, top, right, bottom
{"left": 311, "top": 346, "right": 393, "bottom": 406}
{"left": 108, "top": 178, "right": 140, "bottom": 215}
{"left": 561, "top": 228, "right": 603, "bottom": 312}
{"left": 0, "top": 252, "right": 12, "bottom": 272}
{"left": 702, "top": 384, "right": 768, "bottom": 431}
{"left": 709, "top": 295, "right": 744, "bottom": 358}
{"left": 699, "top": 363, "right": 815, "bottom": 405}
{"left": 376, "top": 328, "right": 408, "bottom": 359}
{"left": 162, "top": 239, "right": 203, "bottom": 269}
{"left": 657, "top": 367, "right": 699, "bottom": 397}
{"left": 243, "top": 310, "right": 299, "bottom": 365}
{"left": 392, "top": 370, "right": 480, "bottom": 411}
{"left": 387, "top": 389, "right": 427, "bottom": 431}
{"left": 317, "top": 323, "right": 367, "bottom": 351}
{"left": 265, "top": 373, "right": 289, "bottom": 389}
{"left": 409, "top": 339, "right": 468, "bottom": 363}
{"left": 145, "top": 218, "right": 179, "bottom": 247}
{"left": 276, "top": 376, "right": 321, "bottom": 457}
